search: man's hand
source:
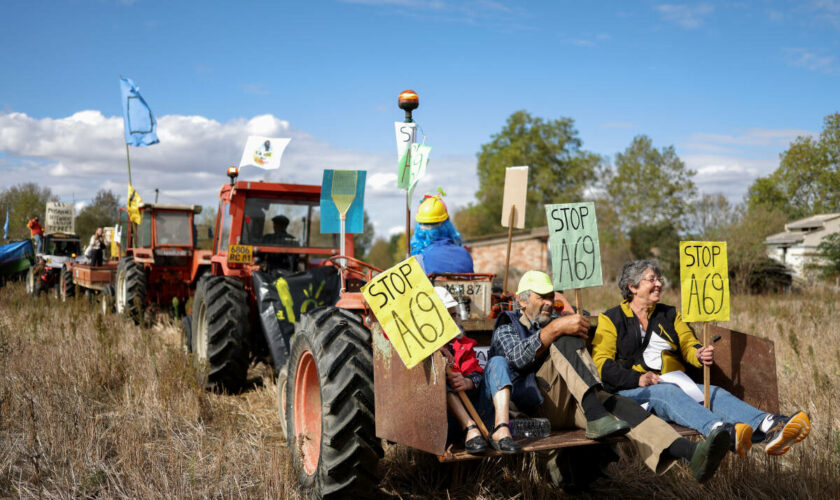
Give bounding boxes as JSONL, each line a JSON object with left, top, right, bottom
{"left": 446, "top": 369, "right": 474, "bottom": 392}
{"left": 639, "top": 371, "right": 661, "bottom": 387}
{"left": 696, "top": 345, "right": 714, "bottom": 366}
{"left": 547, "top": 314, "right": 590, "bottom": 341}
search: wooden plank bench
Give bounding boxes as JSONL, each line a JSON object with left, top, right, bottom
{"left": 372, "top": 317, "right": 779, "bottom": 462}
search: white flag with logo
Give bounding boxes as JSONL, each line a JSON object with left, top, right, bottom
{"left": 239, "top": 136, "right": 291, "bottom": 170}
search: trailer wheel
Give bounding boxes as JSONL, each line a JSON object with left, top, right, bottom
{"left": 191, "top": 275, "right": 249, "bottom": 392}
{"left": 116, "top": 257, "right": 146, "bottom": 323}
{"left": 286, "top": 306, "right": 382, "bottom": 498}
{"left": 59, "top": 266, "right": 75, "bottom": 301}
{"left": 100, "top": 285, "right": 115, "bottom": 315}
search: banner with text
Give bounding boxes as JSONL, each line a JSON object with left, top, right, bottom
{"left": 679, "top": 241, "right": 730, "bottom": 322}
{"left": 46, "top": 202, "right": 75, "bottom": 234}
{"left": 545, "top": 202, "right": 603, "bottom": 290}
{"left": 362, "top": 257, "right": 460, "bottom": 369}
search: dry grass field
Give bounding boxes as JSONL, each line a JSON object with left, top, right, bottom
{"left": 1, "top": 281, "right": 838, "bottom": 499}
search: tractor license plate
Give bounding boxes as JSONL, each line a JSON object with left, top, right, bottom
{"left": 228, "top": 244, "right": 253, "bottom": 264}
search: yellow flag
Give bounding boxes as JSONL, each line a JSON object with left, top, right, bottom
{"left": 127, "top": 184, "right": 143, "bottom": 225}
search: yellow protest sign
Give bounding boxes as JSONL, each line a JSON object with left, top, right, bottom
{"left": 680, "top": 241, "right": 730, "bottom": 322}
{"left": 362, "top": 257, "right": 460, "bottom": 369}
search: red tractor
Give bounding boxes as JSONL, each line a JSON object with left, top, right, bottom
{"left": 187, "top": 167, "right": 382, "bottom": 497}
{"left": 114, "top": 203, "right": 212, "bottom": 321}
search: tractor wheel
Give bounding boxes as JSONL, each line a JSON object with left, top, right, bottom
{"left": 191, "top": 275, "right": 250, "bottom": 392}
{"left": 116, "top": 257, "right": 146, "bottom": 323}
{"left": 25, "top": 267, "right": 39, "bottom": 295}
{"left": 182, "top": 316, "right": 193, "bottom": 353}
{"left": 59, "top": 267, "right": 75, "bottom": 301}
{"left": 286, "top": 306, "right": 382, "bottom": 498}
{"left": 277, "top": 366, "right": 289, "bottom": 439}
{"left": 100, "top": 285, "right": 115, "bottom": 315}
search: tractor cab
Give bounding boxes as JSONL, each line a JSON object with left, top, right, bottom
{"left": 41, "top": 232, "right": 82, "bottom": 261}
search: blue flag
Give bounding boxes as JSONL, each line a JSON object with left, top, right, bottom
{"left": 3, "top": 207, "right": 8, "bottom": 239}
{"left": 120, "top": 76, "right": 160, "bottom": 147}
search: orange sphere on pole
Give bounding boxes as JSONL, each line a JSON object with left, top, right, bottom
{"left": 398, "top": 89, "right": 419, "bottom": 121}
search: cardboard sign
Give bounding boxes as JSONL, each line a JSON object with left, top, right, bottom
{"left": 394, "top": 122, "right": 417, "bottom": 164}
{"left": 544, "top": 202, "right": 603, "bottom": 290}
{"left": 228, "top": 244, "right": 253, "bottom": 264}
{"left": 501, "top": 166, "right": 528, "bottom": 228}
{"left": 680, "top": 241, "right": 730, "bottom": 322}
{"left": 398, "top": 143, "right": 432, "bottom": 198}
{"left": 362, "top": 257, "right": 460, "bottom": 369}
{"left": 320, "top": 170, "right": 366, "bottom": 233}
{"left": 46, "top": 202, "right": 75, "bottom": 234}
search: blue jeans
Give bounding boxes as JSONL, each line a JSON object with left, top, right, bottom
{"left": 33, "top": 234, "right": 43, "bottom": 253}
{"left": 619, "top": 382, "right": 767, "bottom": 436}
{"left": 478, "top": 356, "right": 513, "bottom": 424}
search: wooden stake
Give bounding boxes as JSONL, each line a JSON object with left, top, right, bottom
{"left": 703, "top": 323, "right": 710, "bottom": 409}
{"left": 574, "top": 289, "right": 582, "bottom": 314}
{"left": 446, "top": 366, "right": 490, "bottom": 440}
{"left": 405, "top": 195, "right": 411, "bottom": 258}
{"left": 502, "top": 207, "right": 516, "bottom": 294}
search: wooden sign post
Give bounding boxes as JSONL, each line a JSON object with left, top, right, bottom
{"left": 501, "top": 166, "right": 528, "bottom": 294}
{"left": 544, "top": 202, "right": 603, "bottom": 315}
{"left": 679, "top": 241, "right": 730, "bottom": 409}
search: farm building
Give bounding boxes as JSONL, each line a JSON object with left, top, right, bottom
{"left": 764, "top": 213, "right": 840, "bottom": 277}
{"left": 465, "top": 227, "right": 550, "bottom": 285}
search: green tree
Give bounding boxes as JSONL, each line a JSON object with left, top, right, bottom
{"left": 353, "top": 211, "right": 375, "bottom": 259}
{"left": 455, "top": 110, "right": 602, "bottom": 238}
{"left": 0, "top": 183, "right": 56, "bottom": 241}
{"left": 687, "top": 193, "right": 733, "bottom": 240}
{"left": 628, "top": 220, "right": 680, "bottom": 281}
{"left": 748, "top": 112, "right": 840, "bottom": 218}
{"left": 365, "top": 238, "right": 394, "bottom": 270}
{"left": 606, "top": 135, "right": 697, "bottom": 232}
{"left": 76, "top": 190, "right": 121, "bottom": 241}
{"left": 814, "top": 232, "right": 840, "bottom": 282}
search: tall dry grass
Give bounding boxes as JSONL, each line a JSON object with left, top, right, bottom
{"left": 1, "top": 281, "right": 839, "bottom": 498}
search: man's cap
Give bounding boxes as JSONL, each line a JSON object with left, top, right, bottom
{"left": 433, "top": 286, "right": 458, "bottom": 309}
{"left": 516, "top": 270, "right": 554, "bottom": 296}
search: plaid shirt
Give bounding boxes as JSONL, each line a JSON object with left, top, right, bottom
{"left": 490, "top": 314, "right": 546, "bottom": 370}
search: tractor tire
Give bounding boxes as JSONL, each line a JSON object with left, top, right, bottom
{"left": 277, "top": 366, "right": 288, "bottom": 439}
{"left": 59, "top": 266, "right": 75, "bottom": 301}
{"left": 286, "top": 306, "right": 382, "bottom": 499}
{"left": 100, "top": 284, "right": 115, "bottom": 315}
{"left": 191, "top": 275, "right": 250, "bottom": 393}
{"left": 25, "top": 267, "right": 40, "bottom": 295}
{"left": 182, "top": 316, "right": 193, "bottom": 353}
{"left": 116, "top": 257, "right": 147, "bottom": 323}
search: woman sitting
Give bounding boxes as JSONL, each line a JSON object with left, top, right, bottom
{"left": 591, "top": 259, "right": 810, "bottom": 457}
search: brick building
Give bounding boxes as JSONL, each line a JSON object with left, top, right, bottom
{"left": 465, "top": 227, "right": 551, "bottom": 284}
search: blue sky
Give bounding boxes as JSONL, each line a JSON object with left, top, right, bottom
{"left": 1, "top": 0, "right": 839, "bottom": 236}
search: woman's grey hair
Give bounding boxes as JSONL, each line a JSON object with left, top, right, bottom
{"left": 618, "top": 259, "right": 662, "bottom": 301}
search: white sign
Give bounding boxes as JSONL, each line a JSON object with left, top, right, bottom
{"left": 46, "top": 202, "right": 75, "bottom": 234}
{"left": 238, "top": 136, "right": 291, "bottom": 170}
{"left": 394, "top": 122, "right": 417, "bottom": 164}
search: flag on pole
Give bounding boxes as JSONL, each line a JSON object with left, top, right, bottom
{"left": 127, "top": 184, "right": 143, "bottom": 224}
{"left": 120, "top": 76, "right": 160, "bottom": 147}
{"left": 3, "top": 207, "right": 8, "bottom": 239}
{"left": 238, "top": 136, "right": 291, "bottom": 170}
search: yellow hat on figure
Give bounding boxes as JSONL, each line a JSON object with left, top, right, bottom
{"left": 416, "top": 195, "right": 449, "bottom": 223}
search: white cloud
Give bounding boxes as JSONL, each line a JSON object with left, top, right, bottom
{"left": 783, "top": 47, "right": 838, "bottom": 73}
{"left": 656, "top": 3, "right": 714, "bottom": 29}
{"left": 0, "top": 110, "right": 478, "bottom": 240}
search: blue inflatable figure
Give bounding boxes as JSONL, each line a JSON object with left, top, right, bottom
{"left": 410, "top": 194, "right": 474, "bottom": 274}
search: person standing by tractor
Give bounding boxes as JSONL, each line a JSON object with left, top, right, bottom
{"left": 410, "top": 193, "right": 474, "bottom": 274}
{"left": 28, "top": 215, "right": 44, "bottom": 253}
{"left": 85, "top": 227, "right": 109, "bottom": 267}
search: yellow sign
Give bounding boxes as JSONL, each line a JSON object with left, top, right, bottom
{"left": 127, "top": 184, "right": 143, "bottom": 225}
{"left": 228, "top": 244, "right": 253, "bottom": 264}
{"left": 679, "top": 241, "right": 730, "bottom": 322}
{"left": 362, "top": 257, "right": 460, "bottom": 369}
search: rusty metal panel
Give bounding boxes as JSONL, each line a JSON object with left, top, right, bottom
{"left": 372, "top": 322, "right": 448, "bottom": 455}
{"left": 708, "top": 326, "right": 780, "bottom": 414}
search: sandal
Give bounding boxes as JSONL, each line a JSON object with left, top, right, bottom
{"left": 489, "top": 423, "right": 522, "bottom": 454}
{"left": 464, "top": 424, "right": 488, "bottom": 455}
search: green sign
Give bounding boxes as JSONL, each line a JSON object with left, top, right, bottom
{"left": 545, "top": 202, "right": 603, "bottom": 290}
